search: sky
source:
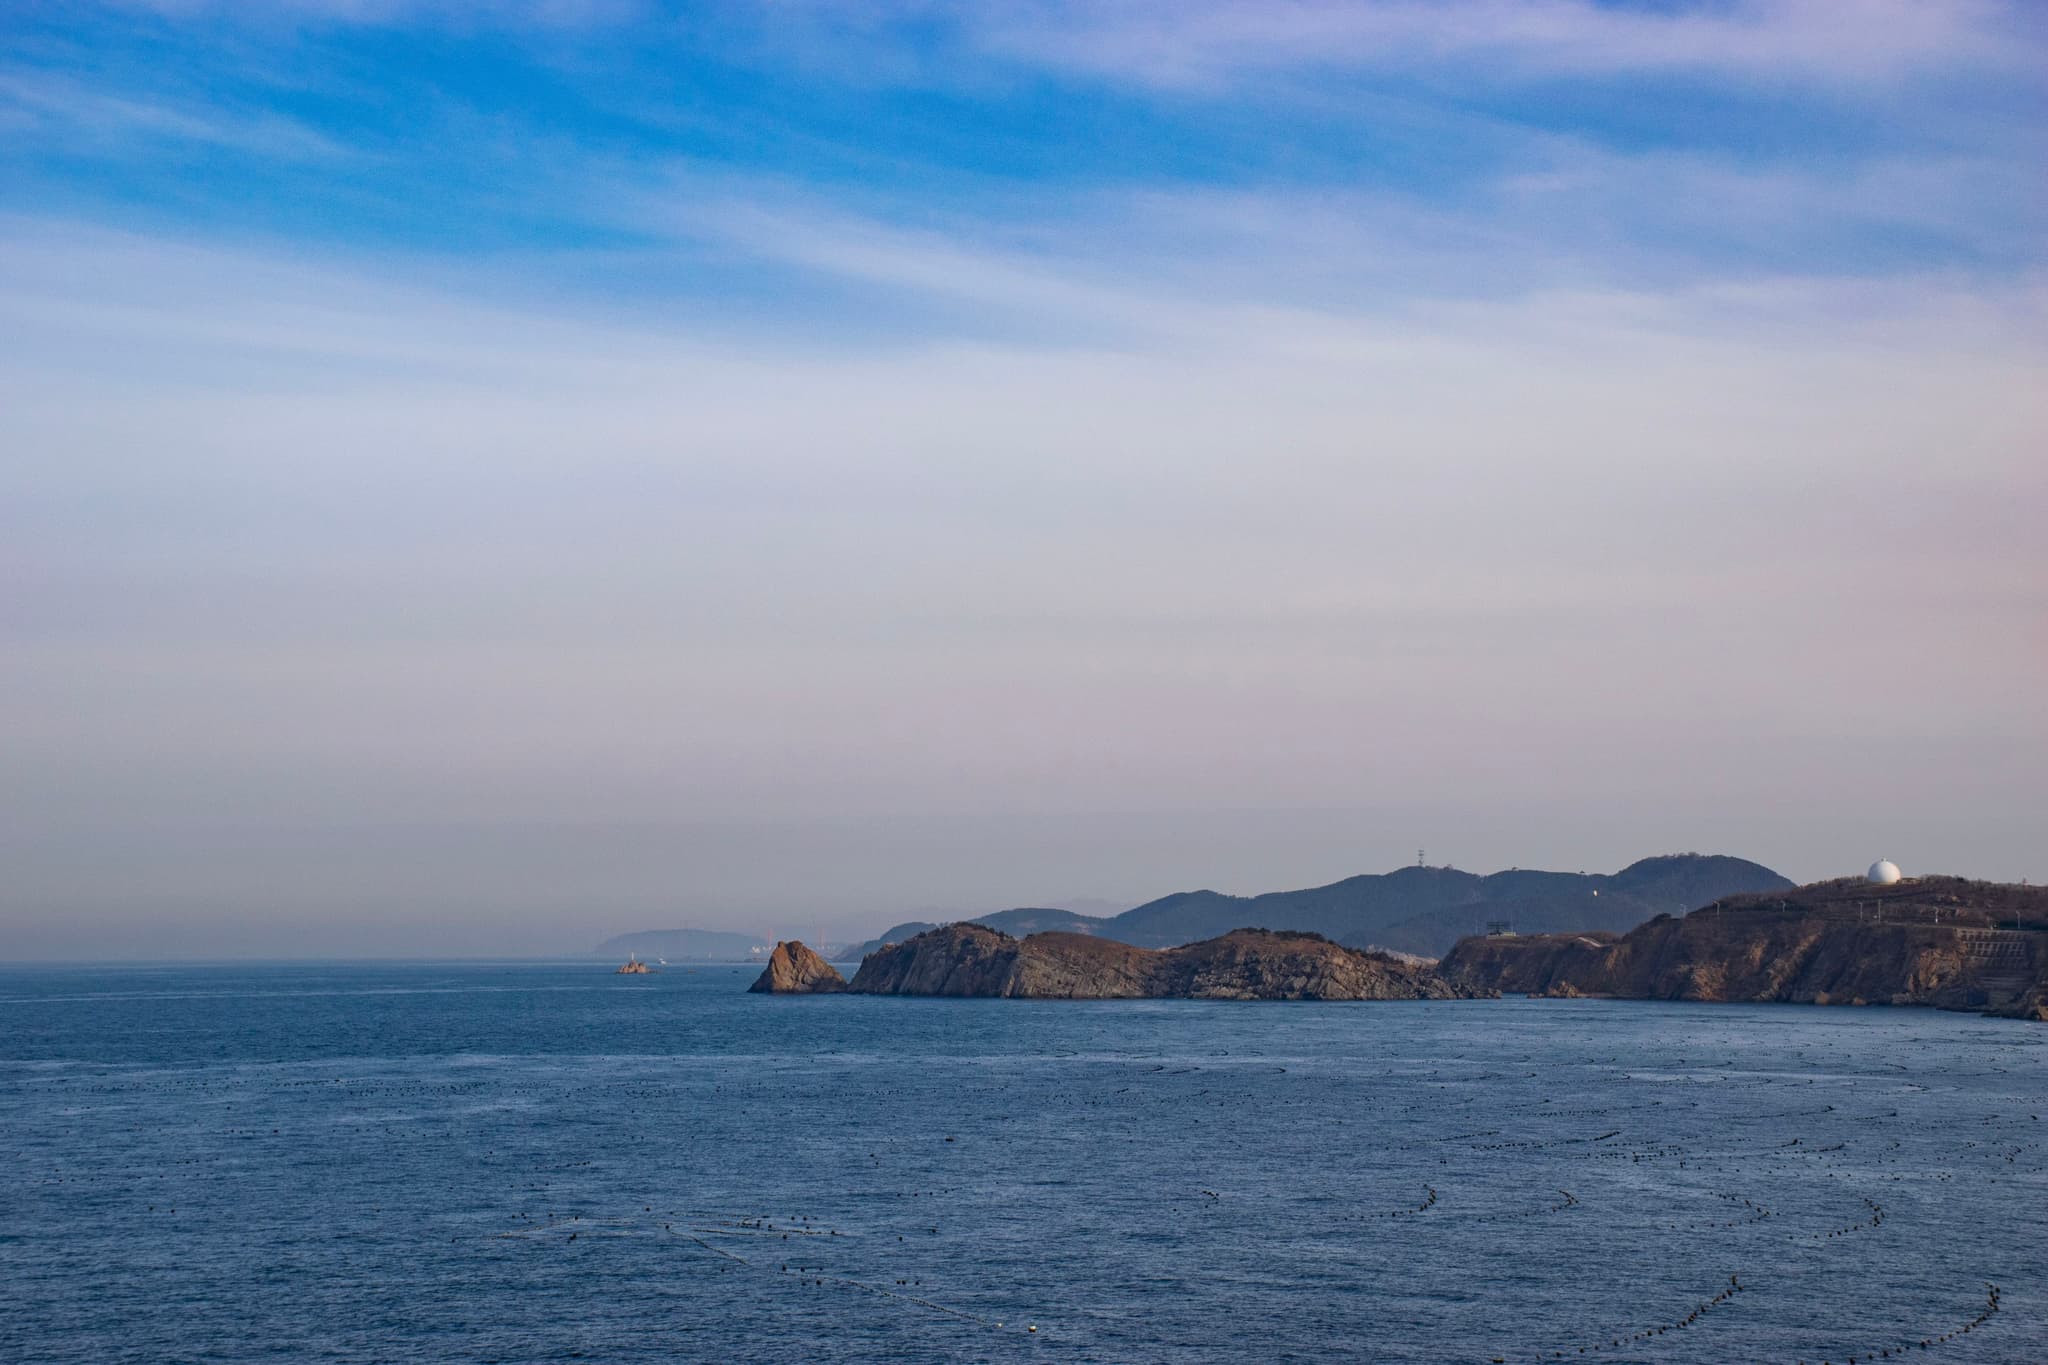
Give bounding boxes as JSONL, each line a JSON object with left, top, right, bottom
{"left": 2, "top": 1, "right": 2043, "bottom": 958}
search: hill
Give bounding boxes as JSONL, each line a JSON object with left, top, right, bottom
{"left": 848, "top": 854, "right": 1790, "bottom": 962}
{"left": 845, "top": 907, "right": 1111, "bottom": 961}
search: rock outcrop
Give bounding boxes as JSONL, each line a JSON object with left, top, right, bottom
{"left": 847, "top": 924, "right": 1479, "bottom": 1001}
{"left": 747, "top": 940, "right": 848, "bottom": 994}
{"left": 1441, "top": 877, "right": 2048, "bottom": 1020}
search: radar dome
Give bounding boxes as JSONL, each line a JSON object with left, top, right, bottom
{"left": 1866, "top": 860, "right": 1902, "bottom": 885}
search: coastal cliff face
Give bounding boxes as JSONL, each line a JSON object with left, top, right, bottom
{"left": 747, "top": 941, "right": 848, "bottom": 994}
{"left": 1441, "top": 878, "right": 2048, "bottom": 1020}
{"left": 847, "top": 924, "right": 1475, "bottom": 1001}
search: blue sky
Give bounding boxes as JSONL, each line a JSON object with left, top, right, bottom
{"left": 2, "top": 2, "right": 2044, "bottom": 955}
{"left": 7, "top": 1, "right": 2041, "bottom": 325}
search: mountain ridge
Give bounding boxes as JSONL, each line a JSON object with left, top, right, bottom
{"left": 846, "top": 854, "right": 1791, "bottom": 961}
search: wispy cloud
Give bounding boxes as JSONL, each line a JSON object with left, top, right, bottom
{"left": 0, "top": 69, "right": 349, "bottom": 159}
{"left": 83, "top": 0, "right": 641, "bottom": 28}
{"left": 618, "top": 139, "right": 2043, "bottom": 351}
{"left": 963, "top": 0, "right": 2033, "bottom": 88}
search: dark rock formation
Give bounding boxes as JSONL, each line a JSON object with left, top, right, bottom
{"left": 847, "top": 924, "right": 1479, "bottom": 1001}
{"left": 747, "top": 940, "right": 848, "bottom": 994}
{"left": 1441, "top": 877, "right": 2048, "bottom": 1020}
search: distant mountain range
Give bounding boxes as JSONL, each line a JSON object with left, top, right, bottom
{"left": 844, "top": 854, "right": 1793, "bottom": 961}
{"left": 590, "top": 928, "right": 770, "bottom": 962}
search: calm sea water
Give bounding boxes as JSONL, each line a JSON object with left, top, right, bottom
{"left": 1, "top": 962, "right": 2042, "bottom": 1364}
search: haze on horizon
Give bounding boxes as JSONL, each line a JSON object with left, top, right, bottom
{"left": 2, "top": 2, "right": 2043, "bottom": 960}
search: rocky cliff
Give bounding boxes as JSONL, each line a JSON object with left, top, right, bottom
{"left": 1441, "top": 877, "right": 2048, "bottom": 1020}
{"left": 747, "top": 940, "right": 849, "bottom": 994}
{"left": 846, "top": 924, "right": 1477, "bottom": 1001}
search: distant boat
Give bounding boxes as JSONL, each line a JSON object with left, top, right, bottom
{"left": 615, "top": 954, "right": 653, "bottom": 975}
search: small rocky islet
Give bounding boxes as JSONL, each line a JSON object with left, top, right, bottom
{"left": 752, "top": 876, "right": 2048, "bottom": 1019}
{"left": 746, "top": 940, "right": 847, "bottom": 994}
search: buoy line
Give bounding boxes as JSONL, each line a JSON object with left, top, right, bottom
{"left": 1469, "top": 1189, "right": 1578, "bottom": 1224}
{"left": 1350, "top": 1185, "right": 1438, "bottom": 1220}
{"left": 1498, "top": 1272, "right": 1749, "bottom": 1363}
{"left": 1670, "top": 1189, "right": 1771, "bottom": 1231}
{"left": 1470, "top": 1129, "right": 1622, "bottom": 1152}
{"left": 680, "top": 1231, "right": 747, "bottom": 1264}
{"left": 1496, "top": 1099, "right": 1669, "bottom": 1120}
{"left": 1790, "top": 1283, "right": 2000, "bottom": 1363}
{"left": 1805, "top": 1196, "right": 1883, "bottom": 1242}
{"left": 1399, "top": 1127, "right": 1501, "bottom": 1151}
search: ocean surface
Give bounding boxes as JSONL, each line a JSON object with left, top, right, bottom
{"left": 1, "top": 963, "right": 2043, "bottom": 1364}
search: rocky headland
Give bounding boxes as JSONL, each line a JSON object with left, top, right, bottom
{"left": 846, "top": 924, "right": 1477, "bottom": 1001}
{"left": 1441, "top": 877, "right": 2048, "bottom": 1020}
{"left": 747, "top": 940, "right": 848, "bottom": 994}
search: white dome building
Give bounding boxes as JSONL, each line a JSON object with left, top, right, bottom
{"left": 1866, "top": 859, "right": 1903, "bottom": 885}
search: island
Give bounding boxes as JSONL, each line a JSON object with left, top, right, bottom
{"left": 841, "top": 924, "right": 1475, "bottom": 1001}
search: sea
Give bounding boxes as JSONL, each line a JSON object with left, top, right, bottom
{"left": 1, "top": 962, "right": 2042, "bottom": 1364}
